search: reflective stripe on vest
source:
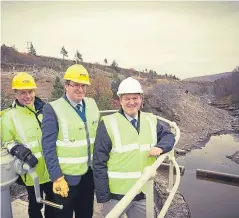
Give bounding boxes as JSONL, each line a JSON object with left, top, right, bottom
{"left": 108, "top": 171, "right": 142, "bottom": 179}
{"left": 56, "top": 138, "right": 95, "bottom": 147}
{"left": 103, "top": 112, "right": 157, "bottom": 195}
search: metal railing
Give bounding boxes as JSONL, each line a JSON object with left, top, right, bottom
{"left": 99, "top": 110, "right": 181, "bottom": 218}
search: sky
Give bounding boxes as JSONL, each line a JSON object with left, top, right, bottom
{"left": 1, "top": 1, "right": 239, "bottom": 79}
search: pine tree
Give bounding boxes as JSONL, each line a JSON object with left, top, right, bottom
{"left": 75, "top": 50, "right": 83, "bottom": 63}
{"left": 51, "top": 76, "right": 64, "bottom": 100}
{"left": 29, "top": 42, "right": 36, "bottom": 55}
{"left": 60, "top": 46, "right": 68, "bottom": 60}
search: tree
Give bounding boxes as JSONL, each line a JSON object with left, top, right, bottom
{"left": 29, "top": 42, "right": 36, "bottom": 55}
{"left": 60, "top": 46, "right": 68, "bottom": 60}
{"left": 87, "top": 74, "right": 113, "bottom": 110}
{"left": 104, "top": 58, "right": 108, "bottom": 65}
{"left": 233, "top": 66, "right": 239, "bottom": 72}
{"left": 111, "top": 72, "right": 122, "bottom": 99}
{"left": 148, "top": 69, "right": 157, "bottom": 79}
{"left": 51, "top": 76, "right": 64, "bottom": 100}
{"left": 111, "top": 60, "right": 120, "bottom": 72}
{"left": 111, "top": 60, "right": 118, "bottom": 68}
{"left": 75, "top": 50, "right": 83, "bottom": 63}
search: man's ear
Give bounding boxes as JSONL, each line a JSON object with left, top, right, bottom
{"left": 64, "top": 84, "right": 68, "bottom": 92}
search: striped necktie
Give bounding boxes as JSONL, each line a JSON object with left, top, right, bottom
{"left": 76, "top": 104, "right": 83, "bottom": 112}
{"left": 131, "top": 119, "right": 137, "bottom": 129}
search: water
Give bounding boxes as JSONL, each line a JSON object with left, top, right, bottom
{"left": 177, "top": 134, "right": 239, "bottom": 218}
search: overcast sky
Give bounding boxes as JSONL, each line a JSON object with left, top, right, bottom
{"left": 2, "top": 1, "right": 239, "bottom": 79}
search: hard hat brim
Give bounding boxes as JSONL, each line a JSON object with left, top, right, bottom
{"left": 64, "top": 78, "right": 91, "bottom": 85}
{"left": 117, "top": 91, "right": 143, "bottom": 96}
{"left": 12, "top": 85, "right": 37, "bottom": 90}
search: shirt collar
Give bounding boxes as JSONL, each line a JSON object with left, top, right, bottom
{"left": 66, "top": 94, "right": 82, "bottom": 108}
{"left": 124, "top": 112, "right": 138, "bottom": 122}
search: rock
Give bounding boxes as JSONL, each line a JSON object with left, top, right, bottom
{"left": 175, "top": 148, "right": 187, "bottom": 155}
{"left": 143, "top": 81, "right": 233, "bottom": 151}
{"left": 154, "top": 173, "right": 191, "bottom": 218}
{"left": 226, "top": 151, "right": 239, "bottom": 164}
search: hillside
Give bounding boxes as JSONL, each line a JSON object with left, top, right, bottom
{"left": 184, "top": 71, "right": 233, "bottom": 82}
{"left": 143, "top": 80, "right": 235, "bottom": 151}
{"left": 1, "top": 44, "right": 178, "bottom": 81}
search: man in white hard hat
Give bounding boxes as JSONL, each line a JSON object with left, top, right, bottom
{"left": 93, "top": 77, "right": 175, "bottom": 217}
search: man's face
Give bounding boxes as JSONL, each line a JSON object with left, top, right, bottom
{"left": 15, "top": 89, "right": 35, "bottom": 106}
{"left": 120, "top": 93, "right": 142, "bottom": 117}
{"left": 65, "top": 81, "right": 87, "bottom": 103}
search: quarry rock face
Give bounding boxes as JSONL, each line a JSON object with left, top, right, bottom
{"left": 143, "top": 82, "right": 234, "bottom": 151}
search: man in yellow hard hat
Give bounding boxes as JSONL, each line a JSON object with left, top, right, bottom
{"left": 1, "top": 72, "right": 55, "bottom": 218}
{"left": 93, "top": 77, "right": 175, "bottom": 218}
{"left": 41, "top": 64, "right": 100, "bottom": 218}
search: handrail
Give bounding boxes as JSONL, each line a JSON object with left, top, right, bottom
{"left": 100, "top": 110, "right": 118, "bottom": 114}
{"left": 157, "top": 155, "right": 181, "bottom": 218}
{"left": 100, "top": 110, "right": 181, "bottom": 218}
{"left": 105, "top": 153, "right": 169, "bottom": 218}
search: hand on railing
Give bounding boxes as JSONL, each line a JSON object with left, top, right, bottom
{"left": 148, "top": 147, "right": 163, "bottom": 157}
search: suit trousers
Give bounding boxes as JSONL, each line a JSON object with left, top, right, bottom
{"left": 103, "top": 198, "right": 146, "bottom": 218}
{"left": 54, "top": 168, "right": 94, "bottom": 218}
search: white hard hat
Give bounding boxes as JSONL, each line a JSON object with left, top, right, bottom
{"left": 117, "top": 77, "right": 143, "bottom": 96}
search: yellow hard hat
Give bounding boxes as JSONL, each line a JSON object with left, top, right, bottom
{"left": 12, "top": 72, "right": 37, "bottom": 90}
{"left": 64, "top": 64, "right": 91, "bottom": 85}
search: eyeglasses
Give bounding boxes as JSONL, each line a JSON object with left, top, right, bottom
{"left": 16, "top": 90, "right": 35, "bottom": 97}
{"left": 69, "top": 83, "right": 87, "bottom": 89}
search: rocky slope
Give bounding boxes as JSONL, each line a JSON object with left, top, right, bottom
{"left": 143, "top": 81, "right": 234, "bottom": 151}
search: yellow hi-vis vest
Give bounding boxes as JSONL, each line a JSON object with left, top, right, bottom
{"left": 1, "top": 106, "right": 50, "bottom": 186}
{"left": 50, "top": 97, "right": 99, "bottom": 176}
{"left": 102, "top": 112, "right": 158, "bottom": 195}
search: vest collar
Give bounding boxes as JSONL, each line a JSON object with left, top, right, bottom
{"left": 119, "top": 108, "right": 140, "bottom": 121}
{"left": 13, "top": 97, "right": 45, "bottom": 112}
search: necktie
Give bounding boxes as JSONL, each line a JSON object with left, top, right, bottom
{"left": 76, "top": 104, "right": 82, "bottom": 112}
{"left": 131, "top": 119, "right": 137, "bottom": 129}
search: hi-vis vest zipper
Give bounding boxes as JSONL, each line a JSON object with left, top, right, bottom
{"left": 103, "top": 112, "right": 157, "bottom": 195}
{"left": 50, "top": 97, "right": 99, "bottom": 176}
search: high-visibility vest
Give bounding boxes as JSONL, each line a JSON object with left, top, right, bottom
{"left": 1, "top": 106, "right": 50, "bottom": 186}
{"left": 102, "top": 112, "right": 158, "bottom": 195}
{"left": 50, "top": 97, "right": 99, "bottom": 176}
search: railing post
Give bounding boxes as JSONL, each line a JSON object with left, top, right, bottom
{"left": 146, "top": 178, "right": 154, "bottom": 218}
{"left": 167, "top": 151, "right": 174, "bottom": 192}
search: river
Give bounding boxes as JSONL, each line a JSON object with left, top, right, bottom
{"left": 177, "top": 134, "right": 239, "bottom": 218}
